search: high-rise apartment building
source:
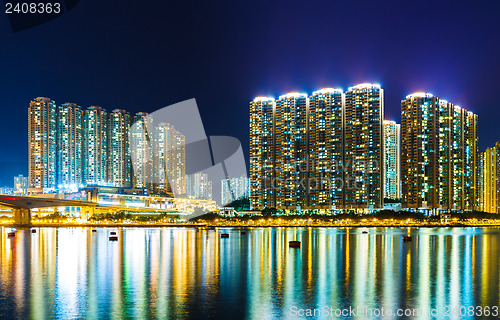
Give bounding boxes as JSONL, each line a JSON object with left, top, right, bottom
{"left": 401, "top": 93, "right": 478, "bottom": 211}
{"left": 187, "top": 173, "right": 212, "bottom": 200}
{"left": 221, "top": 175, "right": 250, "bottom": 205}
{"left": 401, "top": 93, "right": 440, "bottom": 208}
{"left": 250, "top": 84, "right": 383, "bottom": 212}
{"left": 152, "top": 122, "right": 169, "bottom": 195}
{"left": 83, "top": 106, "right": 108, "bottom": 186}
{"left": 130, "top": 112, "right": 153, "bottom": 190}
{"left": 478, "top": 143, "right": 500, "bottom": 213}
{"left": 108, "top": 109, "right": 131, "bottom": 188}
{"left": 28, "top": 98, "right": 189, "bottom": 194}
{"left": 478, "top": 151, "right": 485, "bottom": 211}
{"left": 57, "top": 103, "right": 83, "bottom": 190}
{"left": 308, "top": 88, "right": 344, "bottom": 209}
{"left": 152, "top": 122, "right": 186, "bottom": 196}
{"left": 448, "top": 106, "right": 478, "bottom": 209}
{"left": 249, "top": 97, "right": 275, "bottom": 210}
{"left": 383, "top": 120, "right": 400, "bottom": 200}
{"left": 14, "top": 174, "right": 28, "bottom": 194}
{"left": 275, "top": 93, "right": 309, "bottom": 210}
{"left": 28, "top": 97, "right": 57, "bottom": 189}
{"left": 344, "top": 84, "right": 384, "bottom": 209}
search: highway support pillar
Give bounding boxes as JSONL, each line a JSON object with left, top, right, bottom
{"left": 14, "top": 208, "right": 31, "bottom": 225}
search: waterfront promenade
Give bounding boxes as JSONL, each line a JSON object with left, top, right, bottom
{"left": 2, "top": 217, "right": 500, "bottom": 228}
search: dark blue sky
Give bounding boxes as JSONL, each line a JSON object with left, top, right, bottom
{"left": 0, "top": 0, "right": 499, "bottom": 186}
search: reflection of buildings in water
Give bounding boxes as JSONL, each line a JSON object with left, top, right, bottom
{"left": 54, "top": 229, "right": 88, "bottom": 317}
{"left": 1, "top": 228, "right": 500, "bottom": 318}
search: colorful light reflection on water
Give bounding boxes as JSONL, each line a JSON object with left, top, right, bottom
{"left": 1, "top": 227, "right": 499, "bottom": 319}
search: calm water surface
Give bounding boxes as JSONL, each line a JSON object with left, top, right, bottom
{"left": 1, "top": 227, "right": 500, "bottom": 319}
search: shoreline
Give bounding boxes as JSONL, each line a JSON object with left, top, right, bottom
{"left": 3, "top": 222, "right": 500, "bottom": 228}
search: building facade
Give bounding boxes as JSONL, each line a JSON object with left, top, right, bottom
{"left": 108, "top": 109, "right": 131, "bottom": 188}
{"left": 14, "top": 174, "right": 28, "bottom": 194}
{"left": 383, "top": 120, "right": 400, "bottom": 200}
{"left": 249, "top": 97, "right": 275, "bottom": 210}
{"left": 401, "top": 93, "right": 439, "bottom": 209}
{"left": 187, "top": 172, "right": 212, "bottom": 200}
{"left": 28, "top": 98, "right": 191, "bottom": 195}
{"left": 221, "top": 175, "right": 250, "bottom": 205}
{"left": 344, "top": 84, "right": 384, "bottom": 209}
{"left": 308, "top": 88, "right": 344, "bottom": 209}
{"left": 130, "top": 112, "right": 153, "bottom": 190}
{"left": 249, "top": 84, "right": 383, "bottom": 212}
{"left": 57, "top": 103, "right": 83, "bottom": 190}
{"left": 28, "top": 97, "right": 57, "bottom": 189}
{"left": 152, "top": 122, "right": 186, "bottom": 196}
{"left": 401, "top": 93, "right": 478, "bottom": 211}
{"left": 83, "top": 106, "right": 108, "bottom": 186}
{"left": 478, "top": 143, "right": 500, "bottom": 213}
{"left": 275, "top": 93, "right": 309, "bottom": 210}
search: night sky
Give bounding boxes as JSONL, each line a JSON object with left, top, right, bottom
{"left": 0, "top": 0, "right": 499, "bottom": 186}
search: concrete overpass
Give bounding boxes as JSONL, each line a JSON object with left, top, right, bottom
{"left": 0, "top": 195, "right": 98, "bottom": 225}
{"left": 0, "top": 193, "right": 218, "bottom": 225}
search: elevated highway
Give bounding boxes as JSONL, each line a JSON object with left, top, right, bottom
{"left": 0, "top": 195, "right": 98, "bottom": 225}
{"left": 0, "top": 194, "right": 217, "bottom": 225}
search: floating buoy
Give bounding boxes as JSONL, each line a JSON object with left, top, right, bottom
{"left": 110, "top": 231, "right": 117, "bottom": 235}
{"left": 7, "top": 232, "right": 15, "bottom": 237}
{"left": 221, "top": 233, "right": 229, "bottom": 238}
{"left": 31, "top": 229, "right": 36, "bottom": 233}
{"left": 403, "top": 236, "right": 412, "bottom": 241}
{"left": 289, "top": 240, "right": 301, "bottom": 248}
{"left": 109, "top": 236, "right": 118, "bottom": 241}
{"left": 92, "top": 229, "right": 97, "bottom": 232}
{"left": 362, "top": 231, "right": 368, "bottom": 234}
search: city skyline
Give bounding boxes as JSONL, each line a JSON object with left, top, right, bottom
{"left": 250, "top": 84, "right": 384, "bottom": 211}
{"left": 27, "top": 97, "right": 189, "bottom": 197}
{"left": 0, "top": 81, "right": 497, "bottom": 189}
{"left": 17, "top": 82, "right": 496, "bottom": 211}
{"left": 2, "top": 1, "right": 500, "bottom": 188}
{"left": 401, "top": 93, "right": 478, "bottom": 211}
{"left": 11, "top": 84, "right": 497, "bottom": 212}
{"left": 249, "top": 85, "right": 488, "bottom": 212}
{"left": 3, "top": 2, "right": 500, "bottom": 319}
{"left": 25, "top": 97, "right": 225, "bottom": 203}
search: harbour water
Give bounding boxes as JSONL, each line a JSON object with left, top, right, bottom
{"left": 1, "top": 227, "right": 499, "bottom": 319}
